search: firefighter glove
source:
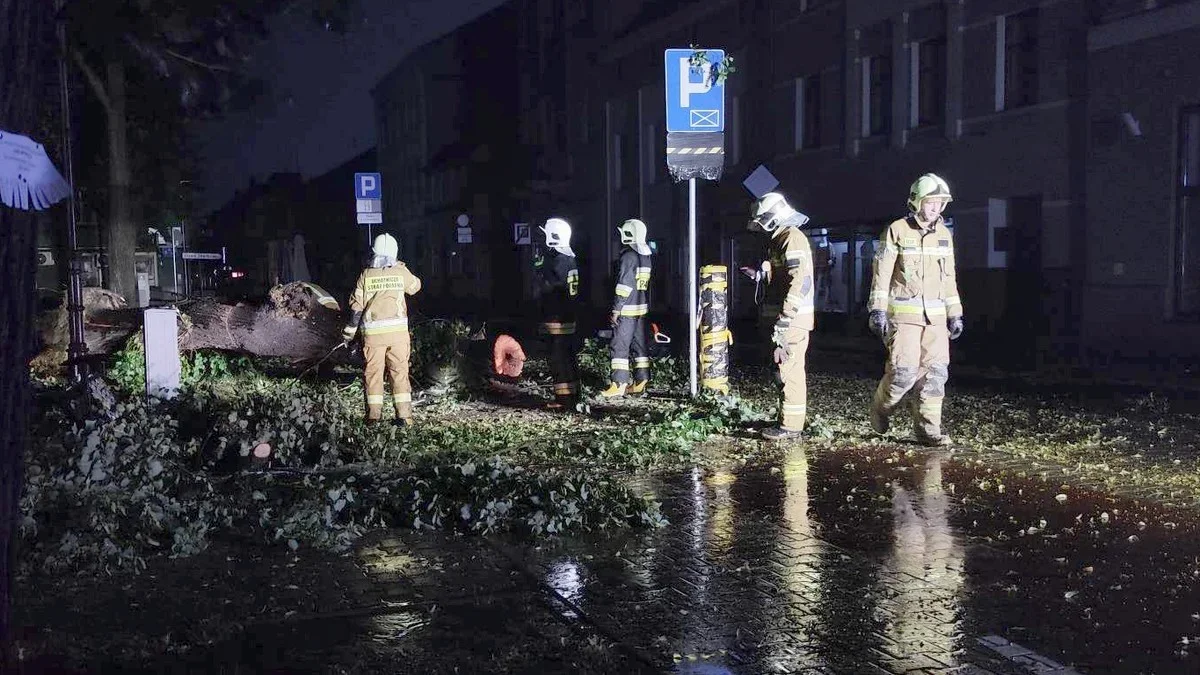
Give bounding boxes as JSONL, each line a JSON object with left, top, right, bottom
{"left": 868, "top": 310, "right": 889, "bottom": 340}
{"left": 948, "top": 316, "right": 964, "bottom": 341}
{"left": 773, "top": 345, "right": 790, "bottom": 365}
{"left": 341, "top": 325, "right": 357, "bottom": 343}
{"left": 610, "top": 311, "right": 620, "bottom": 328}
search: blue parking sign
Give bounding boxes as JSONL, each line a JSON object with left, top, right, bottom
{"left": 664, "top": 48, "right": 726, "bottom": 133}
{"left": 354, "top": 173, "right": 381, "bottom": 199}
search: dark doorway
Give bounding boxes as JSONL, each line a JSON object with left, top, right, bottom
{"left": 1002, "top": 195, "right": 1044, "bottom": 369}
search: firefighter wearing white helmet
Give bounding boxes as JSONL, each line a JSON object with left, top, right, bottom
{"left": 534, "top": 217, "right": 582, "bottom": 409}
{"left": 748, "top": 192, "right": 816, "bottom": 440}
{"left": 342, "top": 233, "right": 422, "bottom": 426}
{"left": 867, "top": 173, "right": 963, "bottom": 446}
{"left": 599, "top": 218, "right": 653, "bottom": 398}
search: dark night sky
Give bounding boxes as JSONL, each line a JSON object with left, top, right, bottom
{"left": 189, "top": 0, "right": 508, "bottom": 214}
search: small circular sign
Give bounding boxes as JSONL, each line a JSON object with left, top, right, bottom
{"left": 456, "top": 214, "right": 470, "bottom": 228}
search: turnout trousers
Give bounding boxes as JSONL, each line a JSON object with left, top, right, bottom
{"left": 777, "top": 325, "right": 811, "bottom": 431}
{"left": 540, "top": 320, "right": 579, "bottom": 404}
{"left": 871, "top": 322, "right": 950, "bottom": 437}
{"left": 609, "top": 316, "right": 650, "bottom": 384}
{"left": 362, "top": 332, "right": 412, "bottom": 421}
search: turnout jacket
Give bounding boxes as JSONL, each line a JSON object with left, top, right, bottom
{"left": 611, "top": 247, "right": 652, "bottom": 317}
{"left": 534, "top": 249, "right": 580, "bottom": 324}
{"left": 348, "top": 264, "right": 422, "bottom": 340}
{"left": 763, "top": 226, "right": 816, "bottom": 336}
{"left": 869, "top": 215, "right": 962, "bottom": 326}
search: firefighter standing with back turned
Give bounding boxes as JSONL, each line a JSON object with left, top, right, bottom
{"left": 534, "top": 217, "right": 581, "bottom": 410}
{"left": 600, "top": 218, "right": 653, "bottom": 399}
{"left": 748, "top": 192, "right": 816, "bottom": 440}
{"left": 342, "top": 233, "right": 422, "bottom": 427}
{"left": 867, "top": 174, "right": 964, "bottom": 446}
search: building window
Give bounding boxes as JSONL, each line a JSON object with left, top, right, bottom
{"left": 642, "top": 124, "right": 657, "bottom": 185}
{"left": 911, "top": 38, "right": 945, "bottom": 128}
{"left": 613, "top": 132, "right": 623, "bottom": 191}
{"left": 998, "top": 9, "right": 1039, "bottom": 111}
{"left": 795, "top": 75, "right": 821, "bottom": 150}
{"left": 1178, "top": 108, "right": 1200, "bottom": 316}
{"left": 861, "top": 55, "right": 891, "bottom": 137}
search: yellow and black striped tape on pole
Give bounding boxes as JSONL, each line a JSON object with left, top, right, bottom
{"left": 699, "top": 265, "right": 731, "bottom": 394}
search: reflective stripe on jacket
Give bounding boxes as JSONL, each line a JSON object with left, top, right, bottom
{"left": 612, "top": 248, "right": 652, "bottom": 317}
{"left": 349, "top": 264, "right": 422, "bottom": 339}
{"left": 763, "top": 226, "right": 815, "bottom": 332}
{"left": 868, "top": 216, "right": 962, "bottom": 326}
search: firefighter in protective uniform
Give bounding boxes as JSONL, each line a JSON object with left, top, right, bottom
{"left": 600, "top": 219, "right": 653, "bottom": 398}
{"left": 867, "top": 174, "right": 964, "bottom": 446}
{"left": 342, "top": 233, "right": 422, "bottom": 426}
{"left": 749, "top": 192, "right": 816, "bottom": 440}
{"left": 534, "top": 217, "right": 581, "bottom": 409}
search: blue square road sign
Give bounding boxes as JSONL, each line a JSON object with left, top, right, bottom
{"left": 664, "top": 48, "right": 726, "bottom": 133}
{"left": 354, "top": 172, "right": 381, "bottom": 199}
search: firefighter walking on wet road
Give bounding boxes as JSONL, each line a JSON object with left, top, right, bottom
{"left": 867, "top": 173, "right": 964, "bottom": 446}
{"left": 600, "top": 218, "right": 653, "bottom": 399}
{"left": 342, "top": 233, "right": 422, "bottom": 426}
{"left": 749, "top": 192, "right": 816, "bottom": 440}
{"left": 534, "top": 217, "right": 582, "bottom": 410}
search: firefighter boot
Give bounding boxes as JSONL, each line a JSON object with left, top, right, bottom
{"left": 869, "top": 402, "right": 889, "bottom": 434}
{"left": 915, "top": 430, "right": 952, "bottom": 447}
{"left": 762, "top": 425, "right": 803, "bottom": 441}
{"left": 626, "top": 380, "right": 648, "bottom": 396}
{"left": 599, "top": 382, "right": 627, "bottom": 399}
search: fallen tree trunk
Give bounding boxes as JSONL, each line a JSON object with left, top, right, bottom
{"left": 33, "top": 283, "right": 347, "bottom": 372}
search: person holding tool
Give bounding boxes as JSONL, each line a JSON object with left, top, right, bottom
{"left": 533, "top": 217, "right": 582, "bottom": 410}
{"left": 744, "top": 192, "right": 816, "bottom": 440}
{"left": 342, "top": 233, "right": 422, "bottom": 426}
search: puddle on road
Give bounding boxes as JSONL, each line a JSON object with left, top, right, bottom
{"left": 532, "top": 444, "right": 1200, "bottom": 674}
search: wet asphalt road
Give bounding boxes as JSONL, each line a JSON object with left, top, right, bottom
{"left": 174, "top": 442, "right": 1200, "bottom": 674}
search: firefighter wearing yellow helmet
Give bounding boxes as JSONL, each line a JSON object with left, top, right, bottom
{"left": 600, "top": 218, "right": 653, "bottom": 398}
{"left": 867, "top": 174, "right": 963, "bottom": 446}
{"left": 749, "top": 192, "right": 816, "bottom": 440}
{"left": 342, "top": 233, "right": 422, "bottom": 426}
{"left": 534, "top": 217, "right": 582, "bottom": 409}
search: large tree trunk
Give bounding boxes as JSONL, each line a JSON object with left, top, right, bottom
{"left": 0, "top": 0, "right": 49, "bottom": 661}
{"left": 104, "top": 60, "right": 137, "bottom": 304}
{"left": 34, "top": 283, "right": 348, "bottom": 370}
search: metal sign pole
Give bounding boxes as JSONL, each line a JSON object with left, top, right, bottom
{"left": 688, "top": 177, "right": 698, "bottom": 398}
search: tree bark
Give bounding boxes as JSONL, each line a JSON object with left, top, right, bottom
{"left": 0, "top": 0, "right": 49, "bottom": 660}
{"left": 104, "top": 60, "right": 137, "bottom": 304}
{"left": 34, "top": 283, "right": 348, "bottom": 368}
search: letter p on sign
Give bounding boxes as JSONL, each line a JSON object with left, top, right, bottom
{"left": 354, "top": 172, "right": 381, "bottom": 199}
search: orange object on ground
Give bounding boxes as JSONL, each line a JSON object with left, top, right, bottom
{"left": 493, "top": 334, "right": 526, "bottom": 378}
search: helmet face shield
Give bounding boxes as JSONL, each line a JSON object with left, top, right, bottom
{"left": 749, "top": 192, "right": 792, "bottom": 233}
{"left": 541, "top": 218, "right": 572, "bottom": 248}
{"left": 618, "top": 218, "right": 647, "bottom": 247}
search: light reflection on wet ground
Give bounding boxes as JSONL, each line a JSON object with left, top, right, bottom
{"left": 517, "top": 444, "right": 1200, "bottom": 673}
{"left": 138, "top": 443, "right": 1200, "bottom": 673}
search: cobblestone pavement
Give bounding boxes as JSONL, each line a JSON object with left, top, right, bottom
{"left": 159, "top": 442, "right": 1200, "bottom": 674}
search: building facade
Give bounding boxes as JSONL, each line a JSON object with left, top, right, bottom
{"left": 373, "top": 0, "right": 1200, "bottom": 367}
{"left": 373, "top": 3, "right": 522, "bottom": 317}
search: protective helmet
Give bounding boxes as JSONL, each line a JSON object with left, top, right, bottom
{"left": 618, "top": 218, "right": 647, "bottom": 246}
{"left": 907, "top": 173, "right": 953, "bottom": 214}
{"left": 372, "top": 233, "right": 398, "bottom": 259}
{"left": 541, "top": 217, "right": 572, "bottom": 248}
{"left": 749, "top": 192, "right": 809, "bottom": 233}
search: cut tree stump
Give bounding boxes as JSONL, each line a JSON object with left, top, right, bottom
{"left": 33, "top": 283, "right": 348, "bottom": 372}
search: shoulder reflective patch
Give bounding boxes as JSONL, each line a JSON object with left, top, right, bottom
{"left": 939, "top": 239, "right": 950, "bottom": 247}
{"left": 365, "top": 276, "right": 405, "bottom": 292}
